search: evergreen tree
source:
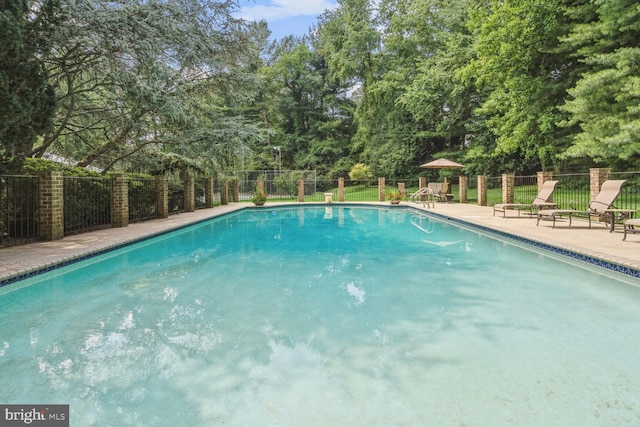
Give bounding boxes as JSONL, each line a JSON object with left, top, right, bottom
{"left": 560, "top": 0, "right": 640, "bottom": 168}
{"left": 0, "top": 0, "right": 59, "bottom": 172}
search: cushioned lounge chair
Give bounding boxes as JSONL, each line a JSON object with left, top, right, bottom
{"left": 536, "top": 179, "right": 630, "bottom": 230}
{"left": 493, "top": 180, "right": 559, "bottom": 217}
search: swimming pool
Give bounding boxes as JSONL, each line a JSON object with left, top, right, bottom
{"left": 1, "top": 206, "right": 639, "bottom": 426}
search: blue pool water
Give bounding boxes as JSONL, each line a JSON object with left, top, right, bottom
{"left": 1, "top": 206, "right": 639, "bottom": 426}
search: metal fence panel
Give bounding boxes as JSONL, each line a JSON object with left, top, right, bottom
{"left": 487, "top": 177, "right": 502, "bottom": 206}
{"left": 195, "top": 179, "right": 207, "bottom": 209}
{"left": 611, "top": 171, "right": 640, "bottom": 211}
{"left": 513, "top": 176, "right": 538, "bottom": 204}
{"left": 553, "top": 173, "right": 591, "bottom": 210}
{"left": 63, "top": 176, "right": 111, "bottom": 235}
{"left": 0, "top": 175, "right": 39, "bottom": 247}
{"left": 129, "top": 178, "right": 157, "bottom": 222}
{"left": 168, "top": 179, "right": 184, "bottom": 214}
{"left": 233, "top": 170, "right": 317, "bottom": 200}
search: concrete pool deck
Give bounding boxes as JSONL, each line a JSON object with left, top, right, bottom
{"left": 1, "top": 201, "right": 639, "bottom": 285}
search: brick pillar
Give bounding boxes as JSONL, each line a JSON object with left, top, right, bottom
{"left": 155, "top": 175, "right": 168, "bottom": 218}
{"left": 221, "top": 180, "right": 229, "bottom": 205}
{"left": 378, "top": 177, "right": 385, "bottom": 202}
{"left": 338, "top": 177, "right": 345, "bottom": 202}
{"left": 590, "top": 168, "right": 610, "bottom": 201}
{"left": 477, "top": 175, "right": 488, "bottom": 206}
{"left": 459, "top": 175, "right": 468, "bottom": 203}
{"left": 419, "top": 176, "right": 427, "bottom": 189}
{"left": 502, "top": 174, "right": 514, "bottom": 204}
{"left": 232, "top": 180, "right": 239, "bottom": 202}
{"left": 205, "top": 178, "right": 214, "bottom": 208}
{"left": 111, "top": 174, "right": 129, "bottom": 228}
{"left": 257, "top": 178, "right": 265, "bottom": 194}
{"left": 418, "top": 177, "right": 427, "bottom": 201}
{"left": 183, "top": 178, "right": 195, "bottom": 212}
{"left": 297, "top": 179, "right": 305, "bottom": 202}
{"left": 537, "top": 171, "right": 553, "bottom": 188}
{"left": 38, "top": 171, "right": 64, "bottom": 241}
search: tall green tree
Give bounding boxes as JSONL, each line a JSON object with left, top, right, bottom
{"left": 396, "top": 0, "right": 481, "bottom": 173}
{"left": 37, "top": 0, "right": 262, "bottom": 174}
{"left": 462, "top": 0, "right": 578, "bottom": 173}
{"left": 560, "top": 0, "right": 640, "bottom": 168}
{"left": 0, "top": 0, "right": 59, "bottom": 172}
{"left": 317, "top": 0, "right": 426, "bottom": 178}
{"left": 255, "top": 37, "right": 356, "bottom": 177}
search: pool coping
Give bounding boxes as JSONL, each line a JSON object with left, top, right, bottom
{"left": 1, "top": 202, "right": 639, "bottom": 287}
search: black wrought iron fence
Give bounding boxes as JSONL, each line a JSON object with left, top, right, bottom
{"left": 63, "top": 176, "right": 111, "bottom": 235}
{"left": 0, "top": 175, "right": 39, "bottom": 247}
{"left": 195, "top": 179, "right": 207, "bottom": 209}
{"left": 213, "top": 179, "right": 223, "bottom": 205}
{"left": 343, "top": 179, "right": 379, "bottom": 201}
{"left": 238, "top": 179, "right": 255, "bottom": 201}
{"left": 611, "top": 172, "right": 640, "bottom": 211}
{"left": 553, "top": 173, "right": 591, "bottom": 210}
{"left": 513, "top": 176, "right": 538, "bottom": 204}
{"left": 466, "top": 177, "right": 478, "bottom": 203}
{"left": 168, "top": 179, "right": 184, "bottom": 214}
{"left": 386, "top": 178, "right": 421, "bottom": 199}
{"left": 129, "top": 178, "right": 157, "bottom": 222}
{"left": 487, "top": 177, "right": 502, "bottom": 206}
{"left": 307, "top": 180, "right": 334, "bottom": 201}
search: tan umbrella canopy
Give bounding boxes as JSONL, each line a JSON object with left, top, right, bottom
{"left": 419, "top": 158, "right": 465, "bottom": 169}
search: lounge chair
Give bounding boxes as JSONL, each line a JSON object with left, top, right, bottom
{"left": 427, "top": 182, "right": 452, "bottom": 202}
{"left": 427, "top": 182, "right": 443, "bottom": 198}
{"left": 536, "top": 180, "right": 632, "bottom": 231}
{"left": 493, "top": 180, "right": 559, "bottom": 217}
{"left": 437, "top": 181, "right": 454, "bottom": 202}
{"left": 623, "top": 218, "right": 640, "bottom": 241}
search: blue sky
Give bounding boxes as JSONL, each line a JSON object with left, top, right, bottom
{"left": 236, "top": 0, "right": 338, "bottom": 40}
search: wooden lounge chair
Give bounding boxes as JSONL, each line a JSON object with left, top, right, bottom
{"left": 536, "top": 180, "right": 632, "bottom": 231}
{"left": 493, "top": 180, "right": 559, "bottom": 217}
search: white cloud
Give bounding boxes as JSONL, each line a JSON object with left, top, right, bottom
{"left": 238, "top": 0, "right": 338, "bottom": 22}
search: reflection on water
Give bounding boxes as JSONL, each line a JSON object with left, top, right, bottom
{"left": 1, "top": 206, "right": 639, "bottom": 426}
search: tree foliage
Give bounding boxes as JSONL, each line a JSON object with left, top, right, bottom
{"left": 4, "top": 0, "right": 640, "bottom": 177}
{"left": 0, "top": 0, "right": 59, "bottom": 172}
{"left": 560, "top": 0, "right": 640, "bottom": 168}
{"left": 252, "top": 36, "right": 356, "bottom": 178}
{"left": 36, "top": 0, "right": 264, "bottom": 175}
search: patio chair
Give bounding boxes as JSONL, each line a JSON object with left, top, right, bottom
{"left": 493, "top": 180, "right": 559, "bottom": 217}
{"left": 623, "top": 218, "right": 640, "bottom": 241}
{"left": 438, "top": 181, "right": 454, "bottom": 202}
{"left": 427, "top": 182, "right": 443, "bottom": 198}
{"left": 426, "top": 182, "right": 451, "bottom": 202}
{"left": 536, "top": 180, "right": 631, "bottom": 230}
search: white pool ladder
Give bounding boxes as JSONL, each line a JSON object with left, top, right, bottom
{"left": 409, "top": 187, "right": 436, "bottom": 208}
